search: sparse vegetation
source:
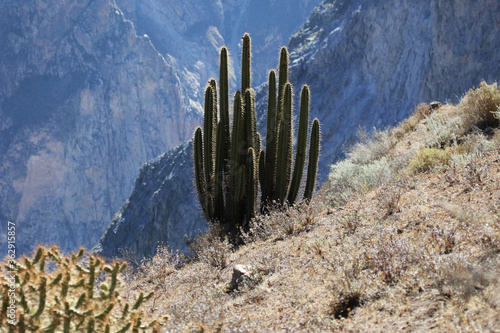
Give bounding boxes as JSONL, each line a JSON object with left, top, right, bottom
{"left": 3, "top": 82, "right": 500, "bottom": 331}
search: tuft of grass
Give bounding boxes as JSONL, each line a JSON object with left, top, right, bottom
{"left": 393, "top": 102, "right": 433, "bottom": 140}
{"left": 407, "top": 147, "right": 452, "bottom": 174}
{"left": 243, "top": 199, "right": 324, "bottom": 243}
{"left": 188, "top": 223, "right": 233, "bottom": 270}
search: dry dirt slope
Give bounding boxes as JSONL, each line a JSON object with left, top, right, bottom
{"left": 118, "top": 83, "right": 500, "bottom": 332}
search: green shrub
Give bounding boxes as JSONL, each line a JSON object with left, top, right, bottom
{"left": 425, "top": 113, "right": 464, "bottom": 148}
{"left": 327, "top": 157, "right": 394, "bottom": 206}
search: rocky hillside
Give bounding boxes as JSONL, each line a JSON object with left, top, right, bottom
{"left": 95, "top": 0, "right": 500, "bottom": 259}
{"left": 116, "top": 0, "right": 319, "bottom": 93}
{"left": 0, "top": 0, "right": 317, "bottom": 255}
{"left": 90, "top": 83, "right": 500, "bottom": 331}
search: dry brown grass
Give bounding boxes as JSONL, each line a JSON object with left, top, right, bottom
{"left": 125, "top": 145, "right": 499, "bottom": 331}
{"left": 116, "top": 83, "right": 500, "bottom": 332}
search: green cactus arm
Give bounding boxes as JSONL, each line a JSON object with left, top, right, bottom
{"left": 32, "top": 247, "right": 44, "bottom": 265}
{"left": 258, "top": 149, "right": 266, "bottom": 194}
{"left": 263, "top": 70, "right": 278, "bottom": 202}
{"left": 116, "top": 322, "right": 132, "bottom": 333}
{"left": 244, "top": 88, "right": 257, "bottom": 151}
{"left": 87, "top": 259, "right": 96, "bottom": 299}
{"left": 241, "top": 33, "right": 251, "bottom": 93}
{"left": 95, "top": 303, "right": 114, "bottom": 320}
{"left": 63, "top": 302, "right": 71, "bottom": 333}
{"left": 193, "top": 127, "right": 211, "bottom": 220}
{"left": 31, "top": 277, "right": 46, "bottom": 319}
{"left": 219, "top": 47, "right": 231, "bottom": 175}
{"left": 18, "top": 314, "right": 26, "bottom": 333}
{"left": 210, "top": 78, "right": 218, "bottom": 123}
{"left": 86, "top": 318, "right": 95, "bottom": 333}
{"left": 42, "top": 318, "right": 60, "bottom": 332}
{"left": 288, "top": 85, "right": 310, "bottom": 205}
{"left": 229, "top": 91, "right": 245, "bottom": 222}
{"left": 275, "top": 82, "right": 293, "bottom": 204}
{"left": 304, "top": 118, "right": 320, "bottom": 201}
{"left": 213, "top": 122, "right": 225, "bottom": 222}
{"left": 245, "top": 147, "right": 257, "bottom": 223}
{"left": 75, "top": 292, "right": 86, "bottom": 309}
{"left": 230, "top": 90, "right": 243, "bottom": 183}
{"left": 203, "top": 84, "right": 216, "bottom": 196}
{"left": 277, "top": 47, "right": 289, "bottom": 124}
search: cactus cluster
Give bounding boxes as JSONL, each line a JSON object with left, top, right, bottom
{"left": 193, "top": 33, "right": 320, "bottom": 235}
{"left": 1, "top": 245, "right": 159, "bottom": 332}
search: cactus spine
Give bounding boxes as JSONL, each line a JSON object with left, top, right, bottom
{"left": 193, "top": 34, "right": 320, "bottom": 235}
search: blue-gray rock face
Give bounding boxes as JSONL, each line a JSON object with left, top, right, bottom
{"left": 0, "top": 0, "right": 201, "bottom": 255}
{"left": 92, "top": 142, "right": 201, "bottom": 260}
{"left": 115, "top": 0, "right": 319, "bottom": 102}
{"left": 95, "top": 0, "right": 500, "bottom": 259}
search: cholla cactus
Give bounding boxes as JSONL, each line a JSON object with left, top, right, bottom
{"left": 0, "top": 245, "right": 160, "bottom": 332}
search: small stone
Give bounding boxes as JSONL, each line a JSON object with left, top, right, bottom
{"left": 230, "top": 264, "right": 253, "bottom": 290}
{"left": 430, "top": 101, "right": 442, "bottom": 110}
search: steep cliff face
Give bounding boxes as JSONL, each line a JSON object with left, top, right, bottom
{"left": 0, "top": 0, "right": 201, "bottom": 254}
{"left": 95, "top": 0, "right": 500, "bottom": 259}
{"left": 115, "top": 0, "right": 318, "bottom": 96}
{"left": 289, "top": 0, "right": 500, "bottom": 175}
{"left": 93, "top": 142, "right": 202, "bottom": 260}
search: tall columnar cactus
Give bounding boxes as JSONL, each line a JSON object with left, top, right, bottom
{"left": 193, "top": 34, "right": 321, "bottom": 235}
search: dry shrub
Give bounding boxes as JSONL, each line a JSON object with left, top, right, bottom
{"left": 347, "top": 128, "right": 394, "bottom": 165}
{"left": 188, "top": 224, "right": 232, "bottom": 269}
{"left": 377, "top": 180, "right": 410, "bottom": 216}
{"left": 424, "top": 112, "right": 465, "bottom": 148}
{"left": 459, "top": 81, "right": 500, "bottom": 129}
{"left": 393, "top": 102, "right": 433, "bottom": 140}
{"left": 243, "top": 200, "right": 322, "bottom": 242}
{"left": 449, "top": 132, "right": 500, "bottom": 166}
{"left": 135, "top": 245, "right": 182, "bottom": 286}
